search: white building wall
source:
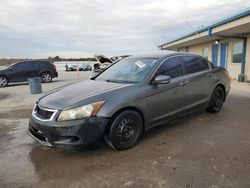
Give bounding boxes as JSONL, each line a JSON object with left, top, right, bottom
{"left": 245, "top": 34, "right": 250, "bottom": 81}
{"left": 227, "top": 39, "right": 242, "bottom": 79}
{"left": 187, "top": 42, "right": 213, "bottom": 62}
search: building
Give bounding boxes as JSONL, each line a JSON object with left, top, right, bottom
{"left": 160, "top": 8, "right": 250, "bottom": 82}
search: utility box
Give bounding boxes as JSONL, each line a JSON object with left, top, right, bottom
{"left": 28, "top": 77, "right": 42, "bottom": 94}
{"left": 238, "top": 74, "right": 245, "bottom": 82}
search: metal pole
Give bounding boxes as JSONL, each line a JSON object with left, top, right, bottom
{"left": 77, "top": 63, "right": 79, "bottom": 76}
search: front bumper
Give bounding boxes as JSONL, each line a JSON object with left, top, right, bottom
{"left": 28, "top": 115, "right": 109, "bottom": 150}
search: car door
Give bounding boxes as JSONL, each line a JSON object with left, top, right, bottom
{"left": 146, "top": 56, "right": 190, "bottom": 127}
{"left": 26, "top": 61, "right": 40, "bottom": 78}
{"left": 182, "top": 55, "right": 213, "bottom": 110}
{"left": 8, "top": 62, "right": 27, "bottom": 82}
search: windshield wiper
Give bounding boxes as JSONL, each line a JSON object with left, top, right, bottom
{"left": 106, "top": 79, "right": 118, "bottom": 83}
{"left": 106, "top": 79, "right": 136, "bottom": 84}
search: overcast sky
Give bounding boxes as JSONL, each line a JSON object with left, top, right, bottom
{"left": 0, "top": 0, "right": 249, "bottom": 58}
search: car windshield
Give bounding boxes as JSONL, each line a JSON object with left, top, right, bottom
{"left": 95, "top": 58, "right": 158, "bottom": 83}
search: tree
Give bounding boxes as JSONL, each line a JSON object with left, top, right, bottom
{"left": 48, "top": 56, "right": 54, "bottom": 63}
{"left": 54, "top": 56, "right": 60, "bottom": 61}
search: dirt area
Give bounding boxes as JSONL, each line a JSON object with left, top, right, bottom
{"left": 0, "top": 59, "right": 29, "bottom": 66}
{"left": 0, "top": 71, "right": 250, "bottom": 188}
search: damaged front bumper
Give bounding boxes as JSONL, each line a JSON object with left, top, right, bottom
{"left": 27, "top": 115, "right": 109, "bottom": 150}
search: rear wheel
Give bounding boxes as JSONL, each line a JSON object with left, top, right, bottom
{"left": 0, "top": 76, "right": 8, "bottom": 87}
{"left": 41, "top": 72, "right": 52, "bottom": 83}
{"left": 206, "top": 86, "right": 225, "bottom": 113}
{"left": 105, "top": 110, "right": 143, "bottom": 150}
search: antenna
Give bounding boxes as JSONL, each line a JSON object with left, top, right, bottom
{"left": 185, "top": 21, "right": 198, "bottom": 34}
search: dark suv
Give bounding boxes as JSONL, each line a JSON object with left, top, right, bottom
{"left": 0, "top": 60, "right": 58, "bottom": 87}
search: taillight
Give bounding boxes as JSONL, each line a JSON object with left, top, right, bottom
{"left": 52, "top": 64, "right": 57, "bottom": 72}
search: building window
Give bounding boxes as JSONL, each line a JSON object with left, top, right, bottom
{"left": 202, "top": 48, "right": 209, "bottom": 59}
{"left": 232, "top": 41, "right": 243, "bottom": 63}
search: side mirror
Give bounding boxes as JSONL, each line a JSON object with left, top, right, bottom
{"left": 151, "top": 75, "right": 171, "bottom": 85}
{"left": 8, "top": 67, "right": 13, "bottom": 71}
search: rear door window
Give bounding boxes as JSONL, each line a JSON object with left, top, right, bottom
{"left": 25, "top": 61, "right": 40, "bottom": 70}
{"left": 201, "top": 59, "right": 210, "bottom": 70}
{"left": 39, "top": 61, "right": 49, "bottom": 67}
{"left": 182, "top": 56, "right": 209, "bottom": 74}
{"left": 155, "top": 56, "right": 183, "bottom": 78}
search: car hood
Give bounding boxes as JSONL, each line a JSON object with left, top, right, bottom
{"left": 0, "top": 67, "right": 7, "bottom": 71}
{"left": 39, "top": 80, "right": 128, "bottom": 110}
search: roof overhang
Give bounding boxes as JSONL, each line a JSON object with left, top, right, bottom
{"left": 161, "top": 14, "right": 250, "bottom": 50}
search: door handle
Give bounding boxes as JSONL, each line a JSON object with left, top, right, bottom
{"left": 180, "top": 80, "right": 189, "bottom": 86}
{"left": 207, "top": 73, "right": 213, "bottom": 77}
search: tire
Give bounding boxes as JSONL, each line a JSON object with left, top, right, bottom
{"left": 41, "top": 72, "right": 52, "bottom": 83}
{"left": 0, "top": 76, "right": 8, "bottom": 87}
{"left": 105, "top": 110, "right": 143, "bottom": 150}
{"left": 206, "top": 86, "right": 225, "bottom": 113}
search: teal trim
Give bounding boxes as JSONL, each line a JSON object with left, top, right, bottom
{"left": 160, "top": 7, "right": 250, "bottom": 48}
{"left": 220, "top": 43, "right": 228, "bottom": 68}
{"left": 208, "top": 28, "right": 213, "bottom": 38}
{"left": 241, "top": 37, "right": 247, "bottom": 74}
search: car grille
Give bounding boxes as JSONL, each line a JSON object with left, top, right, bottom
{"left": 36, "top": 106, "right": 54, "bottom": 120}
{"left": 29, "top": 126, "right": 46, "bottom": 142}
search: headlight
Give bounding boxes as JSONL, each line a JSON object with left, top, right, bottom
{"left": 57, "top": 100, "right": 106, "bottom": 121}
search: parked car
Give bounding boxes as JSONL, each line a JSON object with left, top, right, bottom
{"left": 79, "top": 64, "right": 92, "bottom": 71}
{"left": 99, "top": 63, "right": 111, "bottom": 70}
{"left": 65, "top": 64, "right": 78, "bottom": 71}
{"left": 0, "top": 60, "right": 58, "bottom": 87}
{"left": 27, "top": 52, "right": 230, "bottom": 151}
{"left": 91, "top": 54, "right": 130, "bottom": 78}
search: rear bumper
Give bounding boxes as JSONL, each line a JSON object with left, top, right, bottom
{"left": 52, "top": 72, "right": 58, "bottom": 78}
{"left": 28, "top": 116, "right": 109, "bottom": 150}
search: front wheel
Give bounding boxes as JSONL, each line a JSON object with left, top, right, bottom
{"left": 206, "top": 86, "right": 225, "bottom": 113}
{"left": 41, "top": 72, "right": 52, "bottom": 83}
{"left": 105, "top": 110, "right": 143, "bottom": 150}
{"left": 0, "top": 76, "right": 8, "bottom": 87}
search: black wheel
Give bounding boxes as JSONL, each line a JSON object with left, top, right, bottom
{"left": 105, "top": 110, "right": 143, "bottom": 150}
{"left": 0, "top": 76, "right": 8, "bottom": 87}
{"left": 206, "top": 86, "right": 225, "bottom": 113}
{"left": 41, "top": 72, "right": 52, "bottom": 83}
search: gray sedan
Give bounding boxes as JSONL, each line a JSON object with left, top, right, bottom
{"left": 28, "top": 52, "right": 231, "bottom": 150}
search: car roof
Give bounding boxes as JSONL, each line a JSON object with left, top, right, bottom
{"left": 11, "top": 60, "right": 49, "bottom": 66}
{"left": 127, "top": 51, "right": 199, "bottom": 59}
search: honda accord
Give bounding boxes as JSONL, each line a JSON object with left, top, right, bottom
{"left": 27, "top": 52, "right": 231, "bottom": 150}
